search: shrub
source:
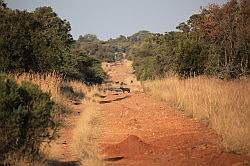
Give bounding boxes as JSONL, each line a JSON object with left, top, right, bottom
{"left": 0, "top": 5, "right": 106, "bottom": 85}
{"left": 60, "top": 53, "right": 107, "bottom": 84}
{"left": 0, "top": 75, "right": 57, "bottom": 163}
{"left": 175, "top": 39, "right": 208, "bottom": 78}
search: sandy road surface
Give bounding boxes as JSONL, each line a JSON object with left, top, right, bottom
{"left": 44, "top": 60, "right": 249, "bottom": 166}
{"left": 99, "top": 60, "right": 250, "bottom": 166}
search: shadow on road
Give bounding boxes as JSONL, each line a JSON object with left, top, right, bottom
{"left": 112, "top": 95, "right": 130, "bottom": 101}
{"left": 99, "top": 95, "right": 130, "bottom": 104}
{"left": 46, "top": 160, "right": 80, "bottom": 166}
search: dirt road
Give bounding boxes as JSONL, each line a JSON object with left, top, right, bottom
{"left": 99, "top": 60, "right": 250, "bottom": 166}
{"left": 44, "top": 60, "right": 249, "bottom": 166}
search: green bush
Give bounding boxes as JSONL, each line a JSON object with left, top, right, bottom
{"left": 0, "top": 4, "right": 106, "bottom": 84}
{"left": 133, "top": 56, "right": 159, "bottom": 80}
{"left": 175, "top": 39, "right": 208, "bottom": 78}
{"left": 0, "top": 75, "right": 57, "bottom": 163}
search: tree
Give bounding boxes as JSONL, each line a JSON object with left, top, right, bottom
{"left": 176, "top": 39, "right": 208, "bottom": 77}
{"left": 0, "top": 0, "right": 7, "bottom": 8}
{"left": 187, "top": 0, "right": 249, "bottom": 78}
{"left": 0, "top": 6, "right": 73, "bottom": 73}
{"left": 128, "top": 30, "right": 152, "bottom": 42}
{"left": 78, "top": 34, "right": 99, "bottom": 42}
{"left": 0, "top": 6, "right": 106, "bottom": 84}
{"left": 176, "top": 22, "right": 190, "bottom": 33}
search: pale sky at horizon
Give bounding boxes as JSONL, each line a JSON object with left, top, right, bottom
{"left": 5, "top": 0, "right": 227, "bottom": 40}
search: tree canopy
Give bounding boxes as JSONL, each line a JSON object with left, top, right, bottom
{"left": 129, "top": 0, "right": 249, "bottom": 80}
{"left": 0, "top": 3, "right": 106, "bottom": 84}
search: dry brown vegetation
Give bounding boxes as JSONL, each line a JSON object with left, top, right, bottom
{"left": 7, "top": 73, "right": 103, "bottom": 165}
{"left": 142, "top": 76, "right": 250, "bottom": 154}
{"left": 13, "top": 73, "right": 97, "bottom": 111}
{"left": 14, "top": 73, "right": 69, "bottom": 112}
{"left": 73, "top": 100, "right": 103, "bottom": 165}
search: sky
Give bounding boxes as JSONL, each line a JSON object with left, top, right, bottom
{"left": 5, "top": 0, "right": 227, "bottom": 40}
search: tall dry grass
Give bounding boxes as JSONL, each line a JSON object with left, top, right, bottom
{"left": 13, "top": 73, "right": 94, "bottom": 111}
{"left": 143, "top": 76, "right": 250, "bottom": 154}
{"left": 39, "top": 77, "right": 104, "bottom": 165}
{"left": 11, "top": 73, "right": 104, "bottom": 165}
{"left": 67, "top": 81, "right": 102, "bottom": 101}
{"left": 73, "top": 100, "right": 103, "bottom": 165}
{"left": 14, "top": 73, "right": 69, "bottom": 110}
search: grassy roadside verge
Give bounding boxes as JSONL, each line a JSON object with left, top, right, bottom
{"left": 73, "top": 100, "right": 103, "bottom": 165}
{"left": 19, "top": 73, "right": 104, "bottom": 165}
{"left": 142, "top": 76, "right": 250, "bottom": 154}
{"left": 1, "top": 73, "right": 104, "bottom": 165}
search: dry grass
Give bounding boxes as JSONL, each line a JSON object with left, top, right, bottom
{"left": 12, "top": 158, "right": 47, "bottom": 166}
{"left": 68, "top": 82, "right": 104, "bottom": 165}
{"left": 143, "top": 76, "right": 250, "bottom": 154}
{"left": 53, "top": 79, "right": 104, "bottom": 165}
{"left": 13, "top": 73, "right": 97, "bottom": 110}
{"left": 73, "top": 100, "right": 103, "bottom": 165}
{"left": 2, "top": 73, "right": 65, "bottom": 165}
{"left": 67, "top": 80, "right": 103, "bottom": 100}
{"left": 14, "top": 73, "right": 69, "bottom": 110}
{"left": 14, "top": 73, "right": 63, "bottom": 101}
{"left": 67, "top": 81, "right": 89, "bottom": 96}
{"left": 9, "top": 73, "right": 104, "bottom": 165}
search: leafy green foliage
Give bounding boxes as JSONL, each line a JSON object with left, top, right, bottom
{"left": 0, "top": 4, "right": 106, "bottom": 84}
{"left": 175, "top": 39, "right": 208, "bottom": 77}
{"left": 134, "top": 56, "right": 158, "bottom": 80}
{"left": 74, "top": 34, "right": 122, "bottom": 63}
{"left": 130, "top": 32, "right": 180, "bottom": 79}
{"left": 59, "top": 52, "right": 107, "bottom": 84}
{"left": 74, "top": 31, "right": 153, "bottom": 63}
{"left": 0, "top": 75, "right": 57, "bottom": 162}
{"left": 186, "top": 0, "right": 249, "bottom": 79}
{"left": 130, "top": 0, "right": 249, "bottom": 80}
{"left": 128, "top": 30, "right": 152, "bottom": 42}
{"left": 0, "top": 0, "right": 6, "bottom": 8}
{"left": 0, "top": 6, "right": 73, "bottom": 73}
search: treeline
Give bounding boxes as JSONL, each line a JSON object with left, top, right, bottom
{"left": 74, "top": 30, "right": 152, "bottom": 63}
{"left": 129, "top": 0, "right": 249, "bottom": 80}
{"left": 0, "top": 1, "right": 106, "bottom": 84}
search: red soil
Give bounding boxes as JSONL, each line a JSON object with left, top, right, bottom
{"left": 99, "top": 60, "right": 250, "bottom": 166}
{"left": 44, "top": 60, "right": 250, "bottom": 166}
{"left": 103, "top": 135, "right": 158, "bottom": 157}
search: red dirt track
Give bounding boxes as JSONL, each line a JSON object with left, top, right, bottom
{"left": 99, "top": 60, "right": 250, "bottom": 166}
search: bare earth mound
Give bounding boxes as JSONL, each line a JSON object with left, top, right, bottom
{"left": 103, "top": 135, "right": 158, "bottom": 158}
{"left": 99, "top": 60, "right": 250, "bottom": 166}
